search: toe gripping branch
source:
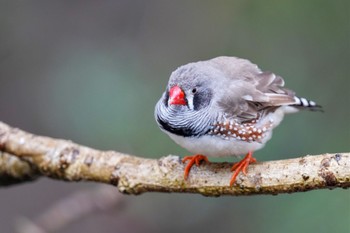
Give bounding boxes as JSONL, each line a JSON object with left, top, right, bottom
{"left": 230, "top": 151, "right": 256, "bottom": 186}
{"left": 181, "top": 152, "right": 256, "bottom": 186}
{"left": 182, "top": 155, "right": 209, "bottom": 180}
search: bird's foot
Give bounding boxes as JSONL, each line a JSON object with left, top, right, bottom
{"left": 182, "top": 154, "right": 209, "bottom": 180}
{"left": 230, "top": 151, "right": 257, "bottom": 186}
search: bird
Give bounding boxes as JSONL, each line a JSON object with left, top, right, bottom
{"left": 154, "top": 56, "right": 321, "bottom": 186}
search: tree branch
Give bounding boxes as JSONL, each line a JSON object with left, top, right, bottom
{"left": 0, "top": 151, "right": 39, "bottom": 186}
{"left": 0, "top": 121, "right": 349, "bottom": 196}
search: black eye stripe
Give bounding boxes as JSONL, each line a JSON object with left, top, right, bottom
{"left": 163, "top": 90, "right": 169, "bottom": 107}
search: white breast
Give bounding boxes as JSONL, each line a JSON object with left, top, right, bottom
{"left": 167, "top": 132, "right": 268, "bottom": 157}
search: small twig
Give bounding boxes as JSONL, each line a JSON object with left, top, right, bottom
{"left": 0, "top": 121, "right": 349, "bottom": 196}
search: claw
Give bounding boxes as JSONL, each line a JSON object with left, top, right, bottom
{"left": 182, "top": 155, "right": 209, "bottom": 180}
{"left": 230, "top": 151, "right": 256, "bottom": 186}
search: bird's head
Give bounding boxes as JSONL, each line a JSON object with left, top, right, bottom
{"left": 165, "top": 64, "right": 216, "bottom": 112}
{"left": 155, "top": 63, "right": 219, "bottom": 137}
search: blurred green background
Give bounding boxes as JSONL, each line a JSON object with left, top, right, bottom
{"left": 0, "top": 1, "right": 349, "bottom": 233}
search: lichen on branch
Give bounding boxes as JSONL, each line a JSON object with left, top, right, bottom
{"left": 0, "top": 121, "right": 349, "bottom": 196}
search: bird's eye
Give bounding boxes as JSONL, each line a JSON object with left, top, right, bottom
{"left": 192, "top": 88, "right": 197, "bottom": 94}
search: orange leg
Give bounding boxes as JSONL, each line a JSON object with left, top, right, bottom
{"left": 182, "top": 155, "right": 209, "bottom": 180}
{"left": 230, "top": 151, "right": 257, "bottom": 186}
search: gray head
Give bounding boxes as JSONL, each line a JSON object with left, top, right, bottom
{"left": 167, "top": 62, "right": 221, "bottom": 110}
{"left": 155, "top": 60, "right": 225, "bottom": 137}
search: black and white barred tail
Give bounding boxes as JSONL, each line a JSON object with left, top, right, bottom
{"left": 293, "top": 96, "right": 323, "bottom": 111}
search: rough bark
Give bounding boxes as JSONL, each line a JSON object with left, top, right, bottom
{"left": 0, "top": 121, "right": 349, "bottom": 196}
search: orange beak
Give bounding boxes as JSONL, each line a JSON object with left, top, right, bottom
{"left": 169, "top": 85, "right": 186, "bottom": 105}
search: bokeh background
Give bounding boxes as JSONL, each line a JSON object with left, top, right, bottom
{"left": 0, "top": 1, "right": 349, "bottom": 233}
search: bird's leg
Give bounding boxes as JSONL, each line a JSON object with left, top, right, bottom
{"left": 182, "top": 155, "right": 209, "bottom": 180}
{"left": 230, "top": 151, "right": 257, "bottom": 186}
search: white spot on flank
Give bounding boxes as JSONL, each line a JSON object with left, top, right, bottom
{"left": 309, "top": 100, "right": 316, "bottom": 106}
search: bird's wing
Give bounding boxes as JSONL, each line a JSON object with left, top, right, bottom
{"left": 252, "top": 71, "right": 296, "bottom": 106}
{"left": 212, "top": 57, "right": 297, "bottom": 122}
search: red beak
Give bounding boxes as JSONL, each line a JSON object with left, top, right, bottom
{"left": 169, "top": 85, "right": 186, "bottom": 105}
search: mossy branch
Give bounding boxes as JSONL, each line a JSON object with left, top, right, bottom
{"left": 0, "top": 121, "right": 349, "bottom": 196}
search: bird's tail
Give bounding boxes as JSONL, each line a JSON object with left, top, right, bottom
{"left": 292, "top": 96, "right": 323, "bottom": 112}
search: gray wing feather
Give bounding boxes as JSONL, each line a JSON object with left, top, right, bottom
{"left": 254, "top": 72, "right": 296, "bottom": 105}
{"left": 212, "top": 57, "right": 297, "bottom": 121}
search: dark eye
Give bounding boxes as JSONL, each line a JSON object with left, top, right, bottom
{"left": 192, "top": 88, "right": 197, "bottom": 94}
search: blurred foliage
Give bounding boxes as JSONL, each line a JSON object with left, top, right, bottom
{"left": 0, "top": 1, "right": 349, "bottom": 233}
